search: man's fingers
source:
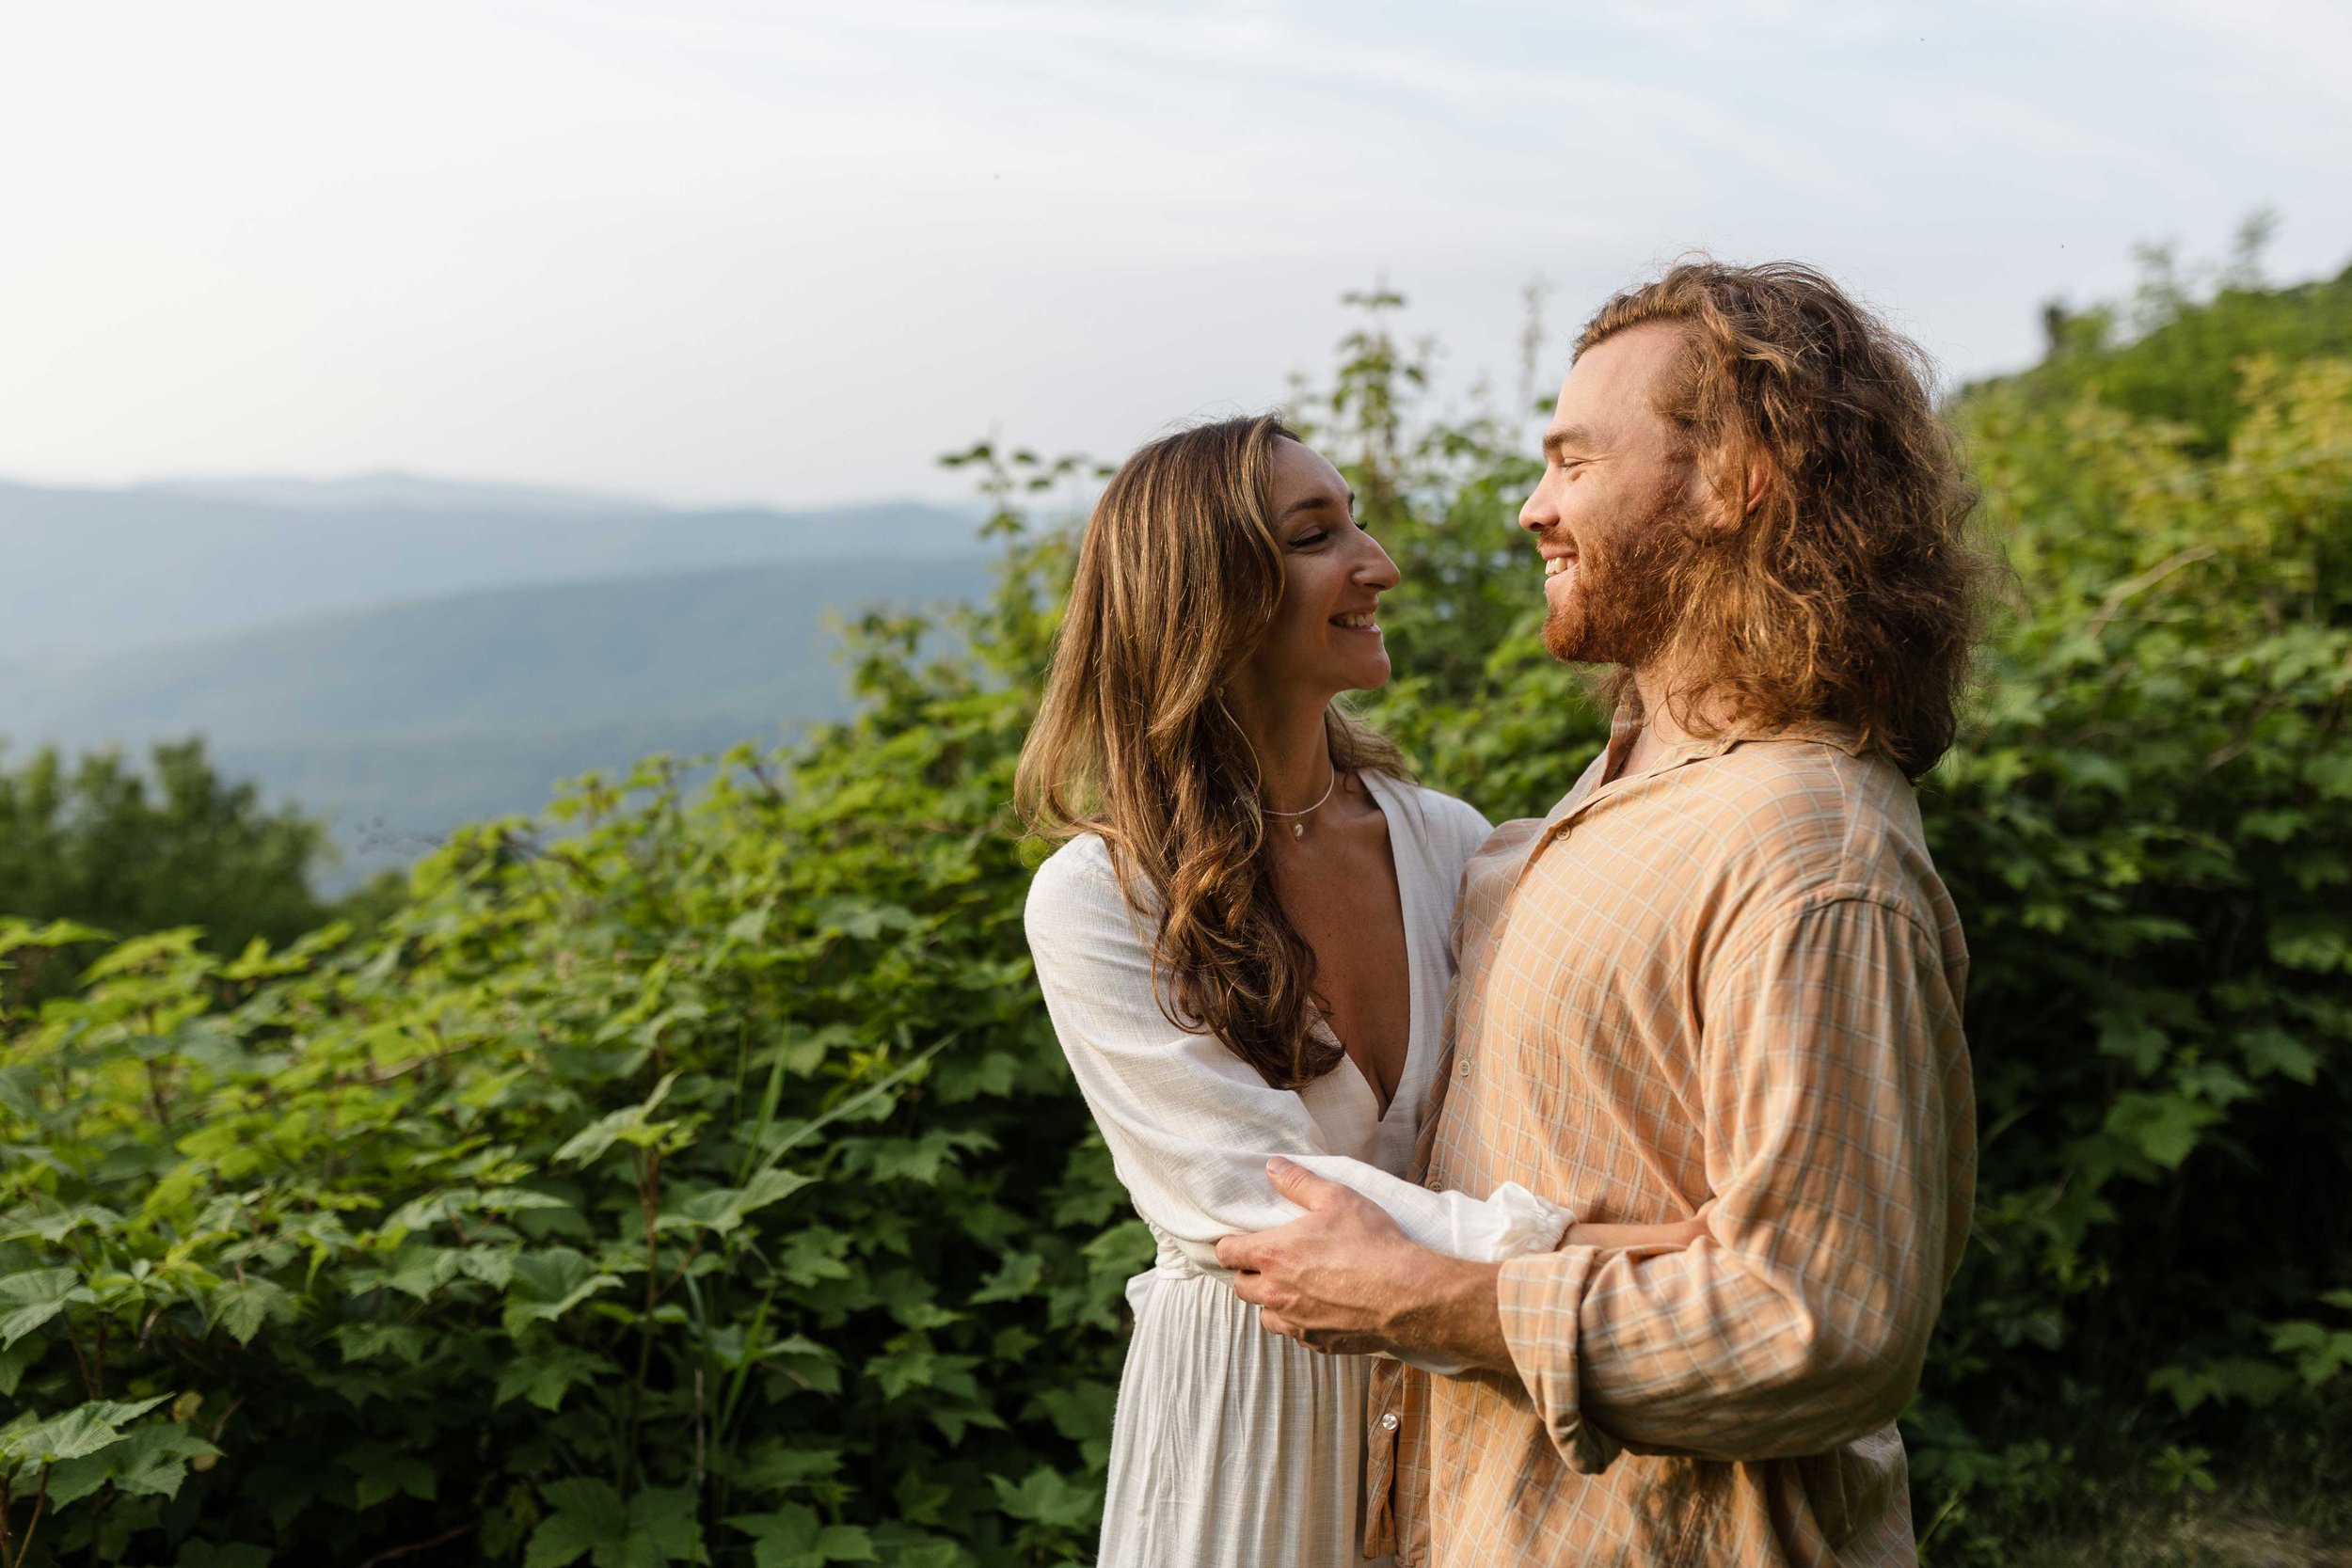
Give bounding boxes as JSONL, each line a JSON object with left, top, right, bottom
{"left": 1214, "top": 1232, "right": 1264, "bottom": 1273}
{"left": 1266, "top": 1156, "right": 1349, "bottom": 1211}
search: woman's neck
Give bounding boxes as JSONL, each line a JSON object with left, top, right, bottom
{"left": 1230, "top": 687, "right": 1336, "bottom": 814}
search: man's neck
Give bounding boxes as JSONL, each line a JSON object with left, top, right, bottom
{"left": 1604, "top": 663, "right": 1700, "bottom": 783}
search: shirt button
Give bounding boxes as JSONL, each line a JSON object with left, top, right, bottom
{"left": 1425, "top": 1177, "right": 1443, "bottom": 1192}
{"left": 1458, "top": 1058, "right": 1472, "bottom": 1079}
{"left": 1379, "top": 1412, "right": 1400, "bottom": 1432}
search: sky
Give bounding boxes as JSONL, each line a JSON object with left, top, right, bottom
{"left": 5, "top": 0, "right": 2347, "bottom": 510}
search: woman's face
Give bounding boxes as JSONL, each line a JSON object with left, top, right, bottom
{"left": 1237, "top": 437, "right": 1399, "bottom": 703}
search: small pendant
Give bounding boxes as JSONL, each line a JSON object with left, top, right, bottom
{"left": 1290, "top": 821, "right": 1305, "bottom": 839}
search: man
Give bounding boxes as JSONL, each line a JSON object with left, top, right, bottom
{"left": 1216, "top": 261, "right": 1983, "bottom": 1565}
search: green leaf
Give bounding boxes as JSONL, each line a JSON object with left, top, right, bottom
{"left": 2148, "top": 1357, "right": 2296, "bottom": 1414}
{"left": 2093, "top": 1011, "right": 2169, "bottom": 1076}
{"left": 503, "top": 1249, "right": 623, "bottom": 1336}
{"left": 660, "top": 1168, "right": 817, "bottom": 1238}
{"left": 495, "top": 1346, "right": 609, "bottom": 1412}
{"left": 727, "top": 1506, "right": 876, "bottom": 1568}
{"left": 988, "top": 1465, "right": 1100, "bottom": 1530}
{"left": 2105, "top": 1091, "right": 2223, "bottom": 1169}
{"left": 554, "top": 1070, "right": 684, "bottom": 1167}
{"left": 725, "top": 1441, "right": 842, "bottom": 1497}
{"left": 339, "top": 1443, "right": 438, "bottom": 1509}
{"left": 967, "top": 1251, "right": 1042, "bottom": 1306}
{"left": 530, "top": 1480, "right": 707, "bottom": 1568}
{"left": 2269, "top": 914, "right": 2352, "bottom": 974}
{"left": 0, "top": 1335, "right": 41, "bottom": 1397}
{"left": 45, "top": 1421, "right": 220, "bottom": 1506}
{"left": 0, "top": 1396, "right": 169, "bottom": 1472}
{"left": 2239, "top": 1025, "right": 2321, "bottom": 1084}
{"left": 0, "top": 1267, "right": 95, "bottom": 1348}
{"left": 2269, "top": 1320, "right": 2352, "bottom": 1387}
{"left": 214, "top": 1276, "right": 296, "bottom": 1344}
{"left": 526, "top": 1480, "right": 628, "bottom": 1568}
{"left": 0, "top": 1203, "right": 123, "bottom": 1243}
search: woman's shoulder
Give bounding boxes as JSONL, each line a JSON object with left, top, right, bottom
{"left": 1025, "top": 833, "right": 1149, "bottom": 941}
{"left": 1370, "top": 774, "right": 1493, "bottom": 865}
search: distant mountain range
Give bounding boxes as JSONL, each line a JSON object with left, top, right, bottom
{"left": 0, "top": 474, "right": 1000, "bottom": 884}
{"left": 0, "top": 473, "right": 985, "bottom": 660}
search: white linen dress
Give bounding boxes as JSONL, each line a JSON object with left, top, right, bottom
{"left": 1024, "top": 771, "right": 1570, "bottom": 1568}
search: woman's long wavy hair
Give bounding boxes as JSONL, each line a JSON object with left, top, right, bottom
{"left": 1578, "top": 260, "right": 1992, "bottom": 779}
{"left": 1017, "top": 415, "right": 1408, "bottom": 1090}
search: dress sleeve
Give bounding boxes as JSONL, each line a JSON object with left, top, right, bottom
{"left": 1024, "top": 842, "right": 1569, "bottom": 1278}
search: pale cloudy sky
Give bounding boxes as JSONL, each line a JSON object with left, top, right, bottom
{"left": 5, "top": 0, "right": 2346, "bottom": 508}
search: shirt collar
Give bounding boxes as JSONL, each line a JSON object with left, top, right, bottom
{"left": 1515, "top": 707, "right": 1871, "bottom": 890}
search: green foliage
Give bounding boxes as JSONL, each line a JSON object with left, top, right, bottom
{"left": 4, "top": 237, "right": 2350, "bottom": 1565}
{"left": 0, "top": 738, "right": 332, "bottom": 998}
{"left": 1998, "top": 214, "right": 2352, "bottom": 455}
{"left": 0, "top": 529, "right": 1127, "bottom": 1564}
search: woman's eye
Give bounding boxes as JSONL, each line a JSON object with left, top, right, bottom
{"left": 1291, "top": 531, "right": 1329, "bottom": 548}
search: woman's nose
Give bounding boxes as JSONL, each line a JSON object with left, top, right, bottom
{"left": 1357, "top": 533, "right": 1401, "bottom": 589}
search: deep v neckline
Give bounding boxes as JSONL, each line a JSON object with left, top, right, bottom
{"left": 1315, "top": 771, "right": 1422, "bottom": 1125}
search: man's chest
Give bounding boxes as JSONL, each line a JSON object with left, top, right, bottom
{"left": 1434, "top": 832, "right": 1717, "bottom": 1221}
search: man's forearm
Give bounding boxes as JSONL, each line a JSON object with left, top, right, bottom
{"left": 1387, "top": 1252, "right": 1512, "bottom": 1371}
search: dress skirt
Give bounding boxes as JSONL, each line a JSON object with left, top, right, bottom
{"left": 1100, "top": 1255, "right": 1394, "bottom": 1568}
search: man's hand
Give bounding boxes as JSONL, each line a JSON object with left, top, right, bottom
{"left": 1214, "top": 1157, "right": 1513, "bottom": 1370}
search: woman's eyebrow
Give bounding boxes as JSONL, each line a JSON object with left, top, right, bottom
{"left": 1278, "top": 493, "right": 1345, "bottom": 520}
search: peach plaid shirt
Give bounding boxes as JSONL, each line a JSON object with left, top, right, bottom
{"left": 1366, "top": 719, "right": 1976, "bottom": 1566}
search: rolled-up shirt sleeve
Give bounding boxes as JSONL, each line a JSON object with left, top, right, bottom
{"left": 1493, "top": 890, "right": 1970, "bottom": 1472}
{"left": 1024, "top": 840, "right": 1571, "bottom": 1276}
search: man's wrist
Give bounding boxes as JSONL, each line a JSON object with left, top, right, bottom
{"left": 1388, "top": 1251, "right": 1511, "bottom": 1371}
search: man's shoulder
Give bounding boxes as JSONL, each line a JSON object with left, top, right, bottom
{"left": 1652, "top": 737, "right": 1934, "bottom": 905}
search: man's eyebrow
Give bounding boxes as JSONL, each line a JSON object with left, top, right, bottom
{"left": 1543, "top": 423, "right": 1599, "bottom": 457}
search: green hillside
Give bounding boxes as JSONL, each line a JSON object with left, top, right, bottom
{"left": 1976, "top": 245, "right": 2352, "bottom": 449}
{"left": 0, "top": 557, "right": 985, "bottom": 880}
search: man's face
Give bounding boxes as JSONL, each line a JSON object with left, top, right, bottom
{"left": 1519, "top": 321, "right": 1712, "bottom": 666}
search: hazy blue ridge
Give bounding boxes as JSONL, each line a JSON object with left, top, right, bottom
{"left": 0, "top": 472, "right": 1011, "bottom": 883}
{"left": 0, "top": 474, "right": 987, "bottom": 660}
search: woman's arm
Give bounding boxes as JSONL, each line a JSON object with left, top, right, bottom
{"left": 1025, "top": 843, "right": 1571, "bottom": 1275}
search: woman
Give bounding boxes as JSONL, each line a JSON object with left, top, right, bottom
{"left": 1019, "top": 417, "right": 1688, "bottom": 1567}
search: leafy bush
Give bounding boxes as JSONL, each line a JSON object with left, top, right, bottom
{"left": 0, "top": 538, "right": 1129, "bottom": 1566}
{"left": 4, "top": 246, "right": 2350, "bottom": 1565}
{"left": 0, "top": 739, "right": 335, "bottom": 1002}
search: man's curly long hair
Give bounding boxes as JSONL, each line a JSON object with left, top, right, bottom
{"left": 1016, "top": 415, "right": 1408, "bottom": 1089}
{"left": 1578, "top": 261, "right": 1989, "bottom": 779}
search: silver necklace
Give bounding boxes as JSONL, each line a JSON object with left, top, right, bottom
{"left": 1263, "top": 765, "right": 1339, "bottom": 839}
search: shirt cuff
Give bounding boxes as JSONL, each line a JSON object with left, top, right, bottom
{"left": 1496, "top": 1247, "right": 1623, "bottom": 1475}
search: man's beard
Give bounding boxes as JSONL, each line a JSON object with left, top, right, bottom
{"left": 1539, "top": 479, "right": 1704, "bottom": 667}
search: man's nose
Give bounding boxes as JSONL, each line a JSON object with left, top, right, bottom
{"left": 1518, "top": 483, "right": 1556, "bottom": 535}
